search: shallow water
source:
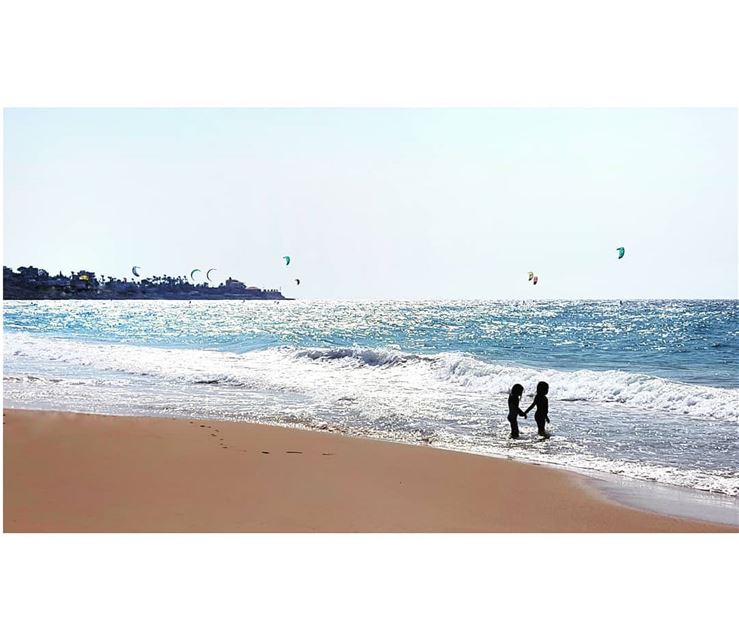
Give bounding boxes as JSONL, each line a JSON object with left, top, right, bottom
{"left": 4, "top": 299, "right": 739, "bottom": 496}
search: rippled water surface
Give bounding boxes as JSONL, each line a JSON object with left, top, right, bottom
{"left": 4, "top": 300, "right": 738, "bottom": 496}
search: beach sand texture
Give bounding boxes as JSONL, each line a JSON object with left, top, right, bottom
{"left": 4, "top": 410, "right": 736, "bottom": 533}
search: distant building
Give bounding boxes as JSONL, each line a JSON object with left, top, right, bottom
{"left": 18, "top": 266, "right": 49, "bottom": 281}
{"left": 70, "top": 270, "right": 98, "bottom": 290}
{"left": 225, "top": 277, "right": 247, "bottom": 292}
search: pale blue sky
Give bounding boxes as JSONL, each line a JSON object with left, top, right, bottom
{"left": 3, "top": 108, "right": 737, "bottom": 299}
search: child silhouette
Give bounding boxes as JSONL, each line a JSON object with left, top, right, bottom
{"left": 524, "top": 381, "right": 551, "bottom": 439}
{"left": 507, "top": 383, "right": 527, "bottom": 439}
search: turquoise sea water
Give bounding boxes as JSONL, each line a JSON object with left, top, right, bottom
{"left": 4, "top": 299, "right": 738, "bottom": 496}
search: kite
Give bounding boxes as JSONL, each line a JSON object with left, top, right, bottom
{"left": 617, "top": 247, "right": 625, "bottom": 259}
{"left": 190, "top": 268, "right": 201, "bottom": 281}
{"left": 132, "top": 266, "right": 141, "bottom": 277}
{"left": 295, "top": 279, "right": 300, "bottom": 285}
{"left": 533, "top": 276, "right": 539, "bottom": 285}
{"left": 283, "top": 256, "right": 291, "bottom": 266}
{"left": 206, "top": 268, "right": 217, "bottom": 282}
{"left": 528, "top": 272, "right": 534, "bottom": 281}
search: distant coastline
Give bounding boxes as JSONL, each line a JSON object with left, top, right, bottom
{"left": 3, "top": 265, "right": 290, "bottom": 300}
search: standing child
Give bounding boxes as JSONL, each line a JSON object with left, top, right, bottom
{"left": 524, "top": 381, "right": 551, "bottom": 439}
{"left": 507, "top": 383, "right": 527, "bottom": 439}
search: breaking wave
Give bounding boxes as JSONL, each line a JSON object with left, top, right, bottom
{"left": 295, "top": 347, "right": 434, "bottom": 367}
{"left": 292, "top": 346, "right": 739, "bottom": 423}
{"left": 6, "top": 334, "right": 739, "bottom": 423}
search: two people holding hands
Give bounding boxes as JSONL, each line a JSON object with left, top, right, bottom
{"left": 507, "top": 381, "right": 551, "bottom": 439}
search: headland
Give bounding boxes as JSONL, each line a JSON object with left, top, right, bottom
{"left": 3, "top": 264, "right": 288, "bottom": 300}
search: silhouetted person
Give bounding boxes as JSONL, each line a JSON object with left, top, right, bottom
{"left": 507, "top": 383, "right": 527, "bottom": 439}
{"left": 524, "top": 381, "right": 551, "bottom": 439}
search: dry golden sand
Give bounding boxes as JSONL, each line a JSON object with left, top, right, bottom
{"left": 4, "top": 409, "right": 736, "bottom": 532}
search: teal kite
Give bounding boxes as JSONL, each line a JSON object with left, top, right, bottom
{"left": 190, "top": 268, "right": 201, "bottom": 281}
{"left": 617, "top": 247, "right": 625, "bottom": 259}
{"left": 283, "top": 256, "right": 291, "bottom": 266}
{"left": 206, "top": 268, "right": 217, "bottom": 282}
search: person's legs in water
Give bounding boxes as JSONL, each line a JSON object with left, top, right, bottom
{"left": 508, "top": 417, "right": 519, "bottom": 439}
{"left": 535, "top": 417, "right": 550, "bottom": 438}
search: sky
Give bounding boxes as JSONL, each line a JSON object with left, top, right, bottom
{"left": 3, "top": 108, "right": 737, "bottom": 299}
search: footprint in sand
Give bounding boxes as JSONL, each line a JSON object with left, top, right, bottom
{"left": 261, "top": 451, "right": 270, "bottom": 454}
{"left": 321, "top": 453, "right": 334, "bottom": 456}
{"left": 286, "top": 451, "right": 303, "bottom": 454}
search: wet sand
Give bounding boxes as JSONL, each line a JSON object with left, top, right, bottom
{"left": 4, "top": 409, "right": 737, "bottom": 532}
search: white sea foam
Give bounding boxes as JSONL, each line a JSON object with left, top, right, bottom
{"left": 428, "top": 352, "right": 739, "bottom": 423}
{"left": 292, "top": 346, "right": 739, "bottom": 423}
{"left": 6, "top": 334, "right": 739, "bottom": 423}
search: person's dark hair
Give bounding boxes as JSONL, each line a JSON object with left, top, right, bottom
{"left": 510, "top": 383, "right": 524, "bottom": 397}
{"left": 536, "top": 381, "right": 549, "bottom": 395}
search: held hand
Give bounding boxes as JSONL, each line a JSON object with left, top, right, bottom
{"left": 546, "top": 417, "right": 550, "bottom": 424}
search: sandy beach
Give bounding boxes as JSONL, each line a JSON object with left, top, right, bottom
{"left": 3, "top": 409, "right": 736, "bottom": 533}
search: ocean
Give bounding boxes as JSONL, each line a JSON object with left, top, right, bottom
{"left": 4, "top": 299, "right": 738, "bottom": 497}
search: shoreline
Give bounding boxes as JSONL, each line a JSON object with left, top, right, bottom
{"left": 407, "top": 441, "right": 739, "bottom": 527}
{"left": 4, "top": 409, "right": 736, "bottom": 533}
{"left": 575, "top": 469, "right": 738, "bottom": 527}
